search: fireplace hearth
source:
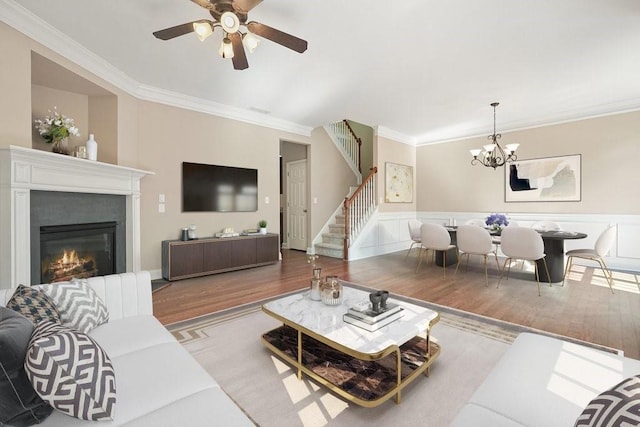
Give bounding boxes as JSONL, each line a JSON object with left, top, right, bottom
{"left": 40, "top": 222, "right": 117, "bottom": 283}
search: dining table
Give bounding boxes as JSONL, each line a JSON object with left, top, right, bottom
{"left": 437, "top": 226, "right": 587, "bottom": 283}
{"left": 535, "top": 230, "right": 587, "bottom": 282}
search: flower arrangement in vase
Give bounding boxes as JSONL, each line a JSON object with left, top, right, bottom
{"left": 258, "top": 220, "right": 267, "bottom": 234}
{"left": 485, "top": 213, "right": 509, "bottom": 232}
{"left": 34, "top": 107, "right": 80, "bottom": 155}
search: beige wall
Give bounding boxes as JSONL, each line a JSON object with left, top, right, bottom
{"left": 0, "top": 24, "right": 136, "bottom": 165}
{"left": 0, "top": 23, "right": 32, "bottom": 148}
{"left": 416, "top": 111, "right": 640, "bottom": 214}
{"left": 347, "top": 120, "right": 374, "bottom": 174}
{"left": 135, "top": 101, "right": 309, "bottom": 270}
{"left": 88, "top": 96, "right": 118, "bottom": 164}
{"left": 309, "top": 127, "right": 359, "bottom": 237}
{"left": 376, "top": 135, "right": 417, "bottom": 213}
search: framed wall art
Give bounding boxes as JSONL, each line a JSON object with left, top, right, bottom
{"left": 505, "top": 154, "right": 581, "bottom": 202}
{"left": 385, "top": 162, "right": 413, "bottom": 203}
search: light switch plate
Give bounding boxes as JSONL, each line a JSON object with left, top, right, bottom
{"left": 159, "top": 193, "right": 165, "bottom": 203}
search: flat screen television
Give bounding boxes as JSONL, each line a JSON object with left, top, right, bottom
{"left": 182, "top": 162, "right": 258, "bottom": 212}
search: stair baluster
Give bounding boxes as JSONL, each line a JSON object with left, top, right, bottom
{"left": 343, "top": 167, "right": 378, "bottom": 260}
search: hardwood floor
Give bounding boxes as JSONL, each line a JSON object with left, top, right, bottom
{"left": 153, "top": 249, "right": 640, "bottom": 359}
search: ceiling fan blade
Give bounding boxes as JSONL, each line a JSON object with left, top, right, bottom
{"left": 190, "top": 0, "right": 215, "bottom": 11}
{"left": 153, "top": 22, "right": 198, "bottom": 40}
{"left": 228, "top": 33, "right": 249, "bottom": 70}
{"left": 247, "top": 21, "right": 308, "bottom": 53}
{"left": 232, "top": 0, "right": 263, "bottom": 14}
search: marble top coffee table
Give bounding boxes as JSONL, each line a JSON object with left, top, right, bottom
{"left": 261, "top": 284, "right": 441, "bottom": 407}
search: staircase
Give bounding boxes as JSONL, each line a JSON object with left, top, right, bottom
{"left": 326, "top": 120, "right": 362, "bottom": 181}
{"left": 314, "top": 188, "right": 357, "bottom": 259}
{"left": 314, "top": 167, "right": 378, "bottom": 260}
{"left": 315, "top": 120, "right": 377, "bottom": 260}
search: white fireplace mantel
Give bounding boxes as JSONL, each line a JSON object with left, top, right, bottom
{"left": 0, "top": 145, "right": 153, "bottom": 289}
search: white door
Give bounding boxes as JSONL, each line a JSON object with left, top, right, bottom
{"left": 287, "top": 160, "right": 307, "bottom": 251}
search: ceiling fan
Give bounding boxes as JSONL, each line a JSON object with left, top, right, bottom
{"left": 152, "top": 0, "right": 308, "bottom": 70}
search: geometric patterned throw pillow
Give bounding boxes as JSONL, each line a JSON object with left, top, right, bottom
{"left": 41, "top": 279, "right": 109, "bottom": 334}
{"left": 24, "top": 321, "right": 116, "bottom": 421}
{"left": 6, "top": 285, "right": 62, "bottom": 325}
{"left": 574, "top": 375, "right": 640, "bottom": 426}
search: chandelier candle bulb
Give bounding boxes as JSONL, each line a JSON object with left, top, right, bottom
{"left": 86, "top": 134, "right": 98, "bottom": 161}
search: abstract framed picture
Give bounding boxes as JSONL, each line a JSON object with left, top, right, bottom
{"left": 385, "top": 162, "right": 413, "bottom": 203}
{"left": 505, "top": 154, "right": 581, "bottom": 202}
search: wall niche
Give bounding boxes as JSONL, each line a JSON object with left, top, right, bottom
{"left": 31, "top": 52, "right": 117, "bottom": 163}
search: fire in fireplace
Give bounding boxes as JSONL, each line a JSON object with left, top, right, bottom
{"left": 40, "top": 222, "right": 117, "bottom": 283}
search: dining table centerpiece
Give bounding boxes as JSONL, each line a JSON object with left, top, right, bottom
{"left": 485, "top": 213, "right": 509, "bottom": 232}
{"left": 34, "top": 107, "right": 80, "bottom": 155}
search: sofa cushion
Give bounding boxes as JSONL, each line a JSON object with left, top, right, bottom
{"left": 574, "top": 375, "right": 640, "bottom": 426}
{"left": 88, "top": 315, "right": 177, "bottom": 358}
{"left": 24, "top": 321, "right": 116, "bottom": 421}
{"left": 0, "top": 308, "right": 53, "bottom": 427}
{"left": 119, "top": 387, "right": 255, "bottom": 427}
{"left": 6, "top": 285, "right": 62, "bottom": 325}
{"left": 462, "top": 333, "right": 640, "bottom": 427}
{"left": 452, "top": 403, "right": 524, "bottom": 427}
{"left": 41, "top": 279, "right": 109, "bottom": 333}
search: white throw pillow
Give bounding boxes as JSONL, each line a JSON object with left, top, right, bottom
{"left": 24, "top": 321, "right": 116, "bottom": 421}
{"left": 41, "top": 279, "right": 109, "bottom": 333}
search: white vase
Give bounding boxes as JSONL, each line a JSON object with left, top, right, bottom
{"left": 86, "top": 134, "right": 98, "bottom": 161}
{"left": 260, "top": 227, "right": 267, "bottom": 234}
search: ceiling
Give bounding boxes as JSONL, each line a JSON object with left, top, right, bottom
{"left": 5, "top": 0, "right": 640, "bottom": 144}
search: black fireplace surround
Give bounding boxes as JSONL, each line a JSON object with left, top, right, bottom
{"left": 30, "top": 191, "right": 126, "bottom": 285}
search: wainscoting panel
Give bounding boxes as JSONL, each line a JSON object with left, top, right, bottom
{"left": 348, "top": 211, "right": 640, "bottom": 272}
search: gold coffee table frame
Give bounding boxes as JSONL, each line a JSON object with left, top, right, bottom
{"left": 261, "top": 287, "right": 441, "bottom": 408}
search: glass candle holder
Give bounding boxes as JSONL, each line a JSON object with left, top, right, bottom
{"left": 310, "top": 267, "right": 322, "bottom": 301}
{"left": 321, "top": 275, "right": 342, "bottom": 306}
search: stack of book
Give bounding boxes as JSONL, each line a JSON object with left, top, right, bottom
{"left": 343, "top": 301, "right": 404, "bottom": 332}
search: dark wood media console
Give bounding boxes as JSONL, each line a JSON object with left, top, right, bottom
{"left": 161, "top": 233, "right": 280, "bottom": 281}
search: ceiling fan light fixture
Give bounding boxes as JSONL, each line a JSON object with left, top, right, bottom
{"left": 220, "top": 11, "right": 240, "bottom": 34}
{"left": 242, "top": 31, "right": 260, "bottom": 53}
{"left": 219, "top": 37, "right": 234, "bottom": 59}
{"left": 193, "top": 21, "right": 213, "bottom": 42}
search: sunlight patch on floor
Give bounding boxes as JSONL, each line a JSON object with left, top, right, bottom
{"left": 565, "top": 265, "right": 640, "bottom": 294}
{"left": 270, "top": 355, "right": 350, "bottom": 426}
{"left": 271, "top": 355, "right": 291, "bottom": 374}
{"left": 283, "top": 373, "right": 311, "bottom": 404}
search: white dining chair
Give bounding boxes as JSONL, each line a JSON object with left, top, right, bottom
{"left": 465, "top": 218, "right": 486, "bottom": 227}
{"left": 455, "top": 224, "right": 500, "bottom": 287}
{"left": 498, "top": 226, "right": 551, "bottom": 296}
{"left": 405, "top": 219, "right": 423, "bottom": 259}
{"left": 416, "top": 223, "right": 456, "bottom": 276}
{"left": 562, "top": 225, "right": 616, "bottom": 293}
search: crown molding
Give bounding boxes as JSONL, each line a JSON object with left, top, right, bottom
{"left": 0, "top": 0, "right": 312, "bottom": 137}
{"left": 137, "top": 85, "right": 312, "bottom": 136}
{"left": 374, "top": 126, "right": 416, "bottom": 146}
{"left": 415, "top": 100, "right": 640, "bottom": 146}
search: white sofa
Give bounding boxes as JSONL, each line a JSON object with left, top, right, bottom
{"left": 0, "top": 271, "right": 254, "bottom": 427}
{"left": 451, "top": 332, "right": 640, "bottom": 427}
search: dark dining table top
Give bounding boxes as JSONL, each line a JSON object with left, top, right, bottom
{"left": 444, "top": 225, "right": 587, "bottom": 240}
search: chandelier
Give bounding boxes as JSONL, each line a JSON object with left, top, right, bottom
{"left": 469, "top": 102, "right": 519, "bottom": 169}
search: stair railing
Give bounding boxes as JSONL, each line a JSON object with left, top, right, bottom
{"left": 343, "top": 167, "right": 378, "bottom": 260}
{"left": 327, "top": 120, "right": 362, "bottom": 174}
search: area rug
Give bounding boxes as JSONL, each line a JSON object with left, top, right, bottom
{"left": 166, "top": 287, "right": 617, "bottom": 427}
